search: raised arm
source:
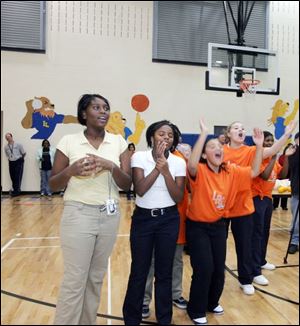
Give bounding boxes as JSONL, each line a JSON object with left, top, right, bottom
{"left": 251, "top": 128, "right": 264, "bottom": 178}
{"left": 187, "top": 119, "right": 208, "bottom": 178}
{"left": 260, "top": 155, "right": 277, "bottom": 180}
{"left": 263, "top": 120, "right": 297, "bottom": 159}
{"left": 278, "top": 145, "right": 297, "bottom": 179}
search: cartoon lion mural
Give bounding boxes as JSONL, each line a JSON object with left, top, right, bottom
{"left": 22, "top": 96, "right": 78, "bottom": 139}
{"left": 106, "top": 111, "right": 146, "bottom": 145}
{"left": 268, "top": 99, "right": 299, "bottom": 140}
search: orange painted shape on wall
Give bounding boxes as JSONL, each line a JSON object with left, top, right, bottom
{"left": 131, "top": 94, "right": 149, "bottom": 112}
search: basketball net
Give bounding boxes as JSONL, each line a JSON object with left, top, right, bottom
{"left": 239, "top": 79, "right": 260, "bottom": 99}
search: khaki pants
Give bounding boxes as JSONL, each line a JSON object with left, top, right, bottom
{"left": 54, "top": 201, "right": 120, "bottom": 325}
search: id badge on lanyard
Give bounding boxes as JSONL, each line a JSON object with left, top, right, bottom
{"left": 106, "top": 166, "right": 118, "bottom": 215}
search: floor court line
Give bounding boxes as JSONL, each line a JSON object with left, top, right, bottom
{"left": 1, "top": 238, "right": 15, "bottom": 255}
{"left": 7, "top": 246, "right": 60, "bottom": 250}
{"left": 11, "top": 235, "right": 129, "bottom": 240}
{"left": 13, "top": 236, "right": 60, "bottom": 240}
{"left": 107, "top": 257, "right": 112, "bottom": 325}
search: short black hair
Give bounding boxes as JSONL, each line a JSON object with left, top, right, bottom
{"left": 77, "top": 94, "right": 110, "bottom": 126}
{"left": 42, "top": 139, "right": 50, "bottom": 147}
{"left": 146, "top": 120, "right": 181, "bottom": 151}
{"left": 128, "top": 142, "right": 135, "bottom": 150}
{"left": 263, "top": 131, "right": 274, "bottom": 139}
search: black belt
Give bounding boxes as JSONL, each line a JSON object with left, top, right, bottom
{"left": 135, "top": 205, "right": 177, "bottom": 217}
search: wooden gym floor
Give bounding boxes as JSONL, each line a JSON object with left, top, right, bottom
{"left": 1, "top": 194, "right": 299, "bottom": 325}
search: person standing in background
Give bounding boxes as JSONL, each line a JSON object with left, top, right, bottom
{"left": 218, "top": 133, "right": 226, "bottom": 145}
{"left": 36, "top": 139, "right": 55, "bottom": 199}
{"left": 4, "top": 132, "right": 26, "bottom": 197}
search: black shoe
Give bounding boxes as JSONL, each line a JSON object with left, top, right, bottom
{"left": 282, "top": 207, "right": 288, "bottom": 210}
{"left": 184, "top": 245, "right": 190, "bottom": 255}
{"left": 11, "top": 192, "right": 21, "bottom": 197}
{"left": 173, "top": 297, "right": 188, "bottom": 309}
{"left": 142, "top": 305, "right": 150, "bottom": 318}
{"left": 288, "top": 244, "right": 299, "bottom": 254}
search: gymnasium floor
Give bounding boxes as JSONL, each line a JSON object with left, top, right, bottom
{"left": 1, "top": 194, "right": 299, "bottom": 325}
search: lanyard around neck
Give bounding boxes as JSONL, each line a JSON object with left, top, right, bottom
{"left": 8, "top": 144, "right": 14, "bottom": 155}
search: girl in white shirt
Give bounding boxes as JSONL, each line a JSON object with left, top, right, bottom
{"left": 123, "top": 120, "right": 186, "bottom": 325}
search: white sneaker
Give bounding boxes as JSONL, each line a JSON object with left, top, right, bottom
{"left": 193, "top": 317, "right": 208, "bottom": 325}
{"left": 253, "top": 275, "right": 269, "bottom": 286}
{"left": 240, "top": 283, "right": 255, "bottom": 295}
{"left": 261, "top": 262, "right": 276, "bottom": 270}
{"left": 212, "top": 304, "right": 224, "bottom": 315}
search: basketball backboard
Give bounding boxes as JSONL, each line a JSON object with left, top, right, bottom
{"left": 205, "top": 43, "right": 280, "bottom": 96}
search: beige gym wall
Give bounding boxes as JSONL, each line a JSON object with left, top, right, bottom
{"left": 1, "top": 1, "right": 299, "bottom": 191}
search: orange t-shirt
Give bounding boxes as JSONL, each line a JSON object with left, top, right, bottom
{"left": 173, "top": 150, "right": 189, "bottom": 244}
{"left": 252, "top": 158, "right": 282, "bottom": 199}
{"left": 223, "top": 145, "right": 256, "bottom": 217}
{"left": 187, "top": 163, "right": 252, "bottom": 223}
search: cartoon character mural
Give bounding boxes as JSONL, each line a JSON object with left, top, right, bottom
{"left": 268, "top": 99, "right": 299, "bottom": 140}
{"left": 106, "top": 94, "right": 148, "bottom": 145}
{"left": 21, "top": 96, "right": 78, "bottom": 139}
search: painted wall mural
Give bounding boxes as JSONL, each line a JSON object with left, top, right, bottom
{"left": 21, "top": 94, "right": 148, "bottom": 143}
{"left": 21, "top": 96, "right": 78, "bottom": 139}
{"left": 268, "top": 99, "right": 299, "bottom": 140}
{"left": 106, "top": 94, "right": 148, "bottom": 145}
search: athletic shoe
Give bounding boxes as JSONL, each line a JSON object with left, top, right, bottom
{"left": 211, "top": 304, "right": 224, "bottom": 315}
{"left": 253, "top": 275, "right": 269, "bottom": 286}
{"left": 288, "top": 244, "right": 299, "bottom": 254}
{"left": 192, "top": 317, "right": 207, "bottom": 325}
{"left": 173, "top": 296, "right": 188, "bottom": 309}
{"left": 261, "top": 262, "right": 276, "bottom": 270}
{"left": 142, "top": 305, "right": 150, "bottom": 318}
{"left": 240, "top": 283, "right": 255, "bottom": 295}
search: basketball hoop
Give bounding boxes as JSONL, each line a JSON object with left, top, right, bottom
{"left": 239, "top": 78, "right": 261, "bottom": 95}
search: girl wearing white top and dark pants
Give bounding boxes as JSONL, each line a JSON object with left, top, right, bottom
{"left": 123, "top": 120, "right": 186, "bottom": 325}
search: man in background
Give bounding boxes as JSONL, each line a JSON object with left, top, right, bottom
{"left": 4, "top": 133, "right": 26, "bottom": 197}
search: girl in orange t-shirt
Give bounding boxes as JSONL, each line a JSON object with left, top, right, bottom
{"left": 251, "top": 131, "right": 295, "bottom": 285}
{"left": 223, "top": 120, "right": 296, "bottom": 295}
{"left": 185, "top": 119, "right": 264, "bottom": 325}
